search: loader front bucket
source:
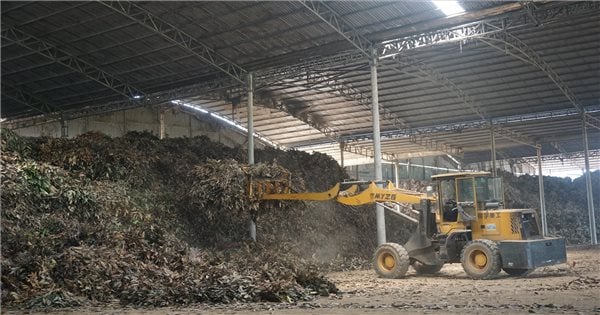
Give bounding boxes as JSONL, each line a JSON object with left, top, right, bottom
{"left": 404, "top": 199, "right": 442, "bottom": 266}
{"left": 404, "top": 232, "right": 442, "bottom": 266}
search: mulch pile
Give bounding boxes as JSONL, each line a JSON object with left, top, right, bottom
{"left": 5, "top": 127, "right": 591, "bottom": 309}
{"left": 502, "top": 170, "right": 599, "bottom": 244}
{"left": 0, "top": 129, "right": 361, "bottom": 309}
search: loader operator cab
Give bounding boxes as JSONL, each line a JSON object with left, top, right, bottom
{"left": 434, "top": 172, "right": 504, "bottom": 224}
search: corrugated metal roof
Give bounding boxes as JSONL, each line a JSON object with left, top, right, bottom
{"left": 1, "top": 1, "right": 599, "bottom": 167}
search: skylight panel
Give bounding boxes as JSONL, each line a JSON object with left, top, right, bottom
{"left": 432, "top": 1, "right": 465, "bottom": 17}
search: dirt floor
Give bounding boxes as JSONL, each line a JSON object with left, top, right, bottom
{"left": 4, "top": 246, "right": 599, "bottom": 315}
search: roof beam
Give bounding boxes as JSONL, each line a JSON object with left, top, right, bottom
{"left": 99, "top": 1, "right": 247, "bottom": 85}
{"left": 382, "top": 55, "right": 538, "bottom": 148}
{"left": 375, "top": 1, "right": 599, "bottom": 131}
{"left": 344, "top": 142, "right": 396, "bottom": 161}
{"left": 4, "top": 77, "right": 240, "bottom": 129}
{"left": 342, "top": 105, "right": 600, "bottom": 142}
{"left": 304, "top": 71, "right": 462, "bottom": 156}
{"left": 478, "top": 31, "right": 600, "bottom": 131}
{"left": 298, "top": 1, "right": 461, "bottom": 157}
{"left": 522, "top": 150, "right": 600, "bottom": 163}
{"left": 1, "top": 23, "right": 146, "bottom": 100}
{"left": 379, "top": 1, "right": 599, "bottom": 57}
{"left": 1, "top": 83, "right": 61, "bottom": 117}
{"left": 298, "top": 1, "right": 372, "bottom": 58}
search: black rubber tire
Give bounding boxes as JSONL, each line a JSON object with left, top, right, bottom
{"left": 460, "top": 239, "right": 502, "bottom": 280}
{"left": 411, "top": 261, "right": 444, "bottom": 274}
{"left": 503, "top": 268, "right": 534, "bottom": 277}
{"left": 373, "top": 243, "right": 410, "bottom": 279}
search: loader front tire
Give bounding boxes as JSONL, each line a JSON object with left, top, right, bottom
{"left": 374, "top": 242, "right": 410, "bottom": 279}
{"left": 461, "top": 239, "right": 502, "bottom": 280}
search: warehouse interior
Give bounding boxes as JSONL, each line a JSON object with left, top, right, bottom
{"left": 1, "top": 1, "right": 599, "bottom": 313}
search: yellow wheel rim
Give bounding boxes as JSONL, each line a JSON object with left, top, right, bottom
{"left": 379, "top": 252, "right": 396, "bottom": 271}
{"left": 470, "top": 249, "right": 488, "bottom": 269}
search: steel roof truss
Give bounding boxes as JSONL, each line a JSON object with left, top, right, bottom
{"left": 99, "top": 1, "right": 247, "bottom": 85}
{"left": 298, "top": 1, "right": 372, "bottom": 58}
{"left": 1, "top": 24, "right": 146, "bottom": 100}
{"left": 1, "top": 84, "right": 61, "bottom": 117}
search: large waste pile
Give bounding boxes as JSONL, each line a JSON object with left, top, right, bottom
{"left": 3, "top": 128, "right": 596, "bottom": 309}
{"left": 502, "top": 171, "right": 600, "bottom": 244}
{"left": 1, "top": 129, "right": 388, "bottom": 309}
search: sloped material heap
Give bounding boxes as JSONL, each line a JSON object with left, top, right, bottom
{"left": 502, "top": 171, "right": 600, "bottom": 244}
{"left": 1, "top": 130, "right": 352, "bottom": 308}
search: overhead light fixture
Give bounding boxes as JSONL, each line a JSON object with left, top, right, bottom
{"left": 432, "top": 1, "right": 465, "bottom": 17}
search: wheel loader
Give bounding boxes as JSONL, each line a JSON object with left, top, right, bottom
{"left": 251, "top": 171, "right": 567, "bottom": 279}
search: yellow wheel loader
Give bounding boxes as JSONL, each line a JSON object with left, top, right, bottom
{"left": 251, "top": 171, "right": 567, "bottom": 279}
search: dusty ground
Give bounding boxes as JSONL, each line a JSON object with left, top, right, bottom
{"left": 4, "top": 246, "right": 599, "bottom": 315}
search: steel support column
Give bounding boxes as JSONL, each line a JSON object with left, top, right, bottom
{"left": 339, "top": 141, "right": 345, "bottom": 168}
{"left": 247, "top": 72, "right": 256, "bottom": 242}
{"left": 582, "top": 118, "right": 597, "bottom": 245}
{"left": 394, "top": 160, "right": 400, "bottom": 188}
{"left": 159, "top": 110, "right": 165, "bottom": 140}
{"left": 371, "top": 49, "right": 385, "bottom": 245}
{"left": 537, "top": 146, "right": 548, "bottom": 236}
{"left": 491, "top": 123, "right": 497, "bottom": 176}
{"left": 60, "top": 115, "right": 68, "bottom": 138}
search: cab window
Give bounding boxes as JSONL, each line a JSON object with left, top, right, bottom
{"left": 439, "top": 178, "right": 456, "bottom": 203}
{"left": 457, "top": 178, "right": 474, "bottom": 202}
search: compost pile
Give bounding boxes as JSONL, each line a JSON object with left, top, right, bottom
{"left": 1, "top": 130, "right": 355, "bottom": 309}
{"left": 502, "top": 171, "right": 600, "bottom": 244}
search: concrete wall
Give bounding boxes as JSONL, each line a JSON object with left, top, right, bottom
{"left": 13, "top": 106, "right": 262, "bottom": 149}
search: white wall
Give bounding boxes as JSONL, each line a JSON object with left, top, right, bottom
{"left": 13, "top": 106, "right": 262, "bottom": 149}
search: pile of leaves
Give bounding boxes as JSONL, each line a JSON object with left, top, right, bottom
{"left": 1, "top": 130, "right": 344, "bottom": 309}
{"left": 502, "top": 171, "right": 600, "bottom": 244}
{"left": 4, "top": 126, "right": 597, "bottom": 310}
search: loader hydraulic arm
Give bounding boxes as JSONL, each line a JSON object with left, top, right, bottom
{"left": 254, "top": 180, "right": 433, "bottom": 206}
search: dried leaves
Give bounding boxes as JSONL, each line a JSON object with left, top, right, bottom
{"left": 1, "top": 130, "right": 341, "bottom": 309}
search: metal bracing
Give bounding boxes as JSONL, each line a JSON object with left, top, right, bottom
{"left": 100, "top": 1, "right": 248, "bottom": 85}
{"left": 211, "top": 2, "right": 396, "bottom": 55}
{"left": 256, "top": 52, "right": 365, "bottom": 87}
{"left": 549, "top": 140, "right": 570, "bottom": 156}
{"left": 379, "top": 1, "right": 599, "bottom": 58}
{"left": 375, "top": 0, "right": 599, "bottom": 131}
{"left": 383, "top": 55, "right": 487, "bottom": 119}
{"left": 298, "top": 1, "right": 372, "bottom": 58}
{"left": 2, "top": 25, "right": 145, "bottom": 67}
{"left": 521, "top": 149, "right": 600, "bottom": 163}
{"left": 342, "top": 105, "right": 600, "bottom": 142}
{"left": 1, "top": 24, "right": 146, "bottom": 101}
{"left": 303, "top": 71, "right": 462, "bottom": 156}
{"left": 297, "top": 3, "right": 463, "bottom": 157}
{"left": 406, "top": 135, "right": 463, "bottom": 156}
{"left": 383, "top": 54, "right": 538, "bottom": 148}
{"left": 0, "top": 13, "right": 142, "bottom": 69}
{"left": 344, "top": 142, "right": 395, "bottom": 162}
{"left": 584, "top": 114, "right": 600, "bottom": 130}
{"left": 478, "top": 31, "right": 600, "bottom": 131}
{"left": 4, "top": 77, "right": 241, "bottom": 129}
{"left": 1, "top": 84, "right": 61, "bottom": 117}
{"left": 493, "top": 127, "right": 537, "bottom": 148}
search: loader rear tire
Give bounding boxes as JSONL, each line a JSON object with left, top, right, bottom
{"left": 411, "top": 261, "right": 444, "bottom": 274}
{"left": 374, "top": 243, "right": 410, "bottom": 279}
{"left": 461, "top": 239, "right": 502, "bottom": 280}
